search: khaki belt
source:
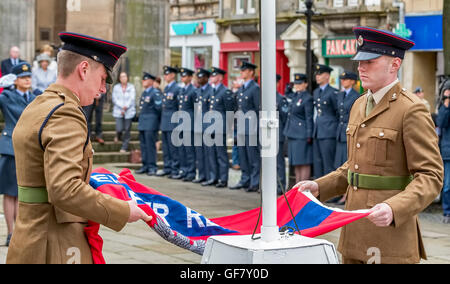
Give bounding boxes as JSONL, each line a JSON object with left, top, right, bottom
{"left": 348, "top": 170, "right": 413, "bottom": 191}
{"left": 18, "top": 186, "right": 49, "bottom": 204}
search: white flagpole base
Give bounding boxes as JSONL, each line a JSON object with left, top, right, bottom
{"left": 201, "top": 234, "right": 339, "bottom": 264}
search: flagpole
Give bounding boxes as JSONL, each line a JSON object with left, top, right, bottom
{"left": 260, "top": 0, "right": 279, "bottom": 242}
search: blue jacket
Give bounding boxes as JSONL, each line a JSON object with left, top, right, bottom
{"left": 177, "top": 84, "right": 197, "bottom": 130}
{"left": 0, "top": 89, "right": 36, "bottom": 156}
{"left": 138, "top": 87, "right": 162, "bottom": 131}
{"left": 284, "top": 91, "right": 314, "bottom": 140}
{"left": 194, "top": 83, "right": 214, "bottom": 133}
{"left": 277, "top": 92, "right": 289, "bottom": 143}
{"left": 160, "top": 81, "right": 181, "bottom": 132}
{"left": 206, "top": 84, "right": 235, "bottom": 135}
{"left": 336, "top": 88, "right": 360, "bottom": 142}
{"left": 437, "top": 105, "right": 450, "bottom": 161}
{"left": 235, "top": 80, "right": 260, "bottom": 136}
{"left": 313, "top": 84, "right": 339, "bottom": 139}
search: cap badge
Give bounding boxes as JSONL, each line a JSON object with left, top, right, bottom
{"left": 357, "top": 35, "right": 364, "bottom": 47}
{"left": 22, "top": 65, "right": 28, "bottom": 71}
{"left": 92, "top": 55, "right": 99, "bottom": 61}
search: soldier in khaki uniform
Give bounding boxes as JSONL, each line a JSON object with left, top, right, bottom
{"left": 7, "top": 32, "right": 152, "bottom": 264}
{"left": 296, "top": 27, "right": 443, "bottom": 264}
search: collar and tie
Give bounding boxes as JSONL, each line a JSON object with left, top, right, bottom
{"left": 365, "top": 94, "right": 375, "bottom": 117}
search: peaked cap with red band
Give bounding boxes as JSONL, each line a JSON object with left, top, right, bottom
{"left": 59, "top": 32, "right": 127, "bottom": 83}
{"left": 351, "top": 26, "right": 415, "bottom": 61}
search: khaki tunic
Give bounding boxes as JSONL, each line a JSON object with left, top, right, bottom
{"left": 316, "top": 83, "right": 443, "bottom": 264}
{"left": 7, "top": 84, "right": 130, "bottom": 264}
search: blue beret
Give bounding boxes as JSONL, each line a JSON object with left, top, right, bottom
{"left": 339, "top": 71, "right": 358, "bottom": 81}
{"left": 163, "top": 65, "right": 179, "bottom": 75}
{"left": 211, "top": 67, "right": 226, "bottom": 76}
{"left": 196, "top": 68, "right": 211, "bottom": 78}
{"left": 143, "top": 72, "right": 156, "bottom": 80}
{"left": 293, "top": 73, "right": 307, "bottom": 84}
{"left": 59, "top": 32, "right": 127, "bottom": 84}
{"left": 12, "top": 62, "right": 32, "bottom": 78}
{"left": 179, "top": 67, "right": 194, "bottom": 77}
{"left": 240, "top": 61, "right": 257, "bottom": 71}
{"left": 351, "top": 26, "right": 415, "bottom": 61}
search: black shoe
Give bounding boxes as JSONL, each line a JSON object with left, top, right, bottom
{"left": 156, "top": 171, "right": 171, "bottom": 177}
{"left": 192, "top": 178, "right": 206, "bottom": 184}
{"left": 229, "top": 183, "right": 249, "bottom": 190}
{"left": 147, "top": 170, "right": 157, "bottom": 176}
{"left": 136, "top": 168, "right": 148, "bottom": 174}
{"left": 245, "top": 187, "right": 259, "bottom": 193}
{"left": 183, "top": 176, "right": 195, "bottom": 182}
{"left": 216, "top": 181, "right": 228, "bottom": 188}
{"left": 6, "top": 234, "right": 11, "bottom": 247}
{"left": 169, "top": 174, "right": 182, "bottom": 179}
{"left": 202, "top": 179, "right": 217, "bottom": 186}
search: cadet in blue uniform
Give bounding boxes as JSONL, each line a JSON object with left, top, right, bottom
{"left": 284, "top": 73, "right": 314, "bottom": 184}
{"left": 312, "top": 64, "right": 339, "bottom": 178}
{"left": 136, "top": 72, "right": 162, "bottom": 176}
{"left": 0, "top": 63, "right": 36, "bottom": 246}
{"left": 177, "top": 68, "right": 197, "bottom": 181}
{"left": 157, "top": 66, "right": 181, "bottom": 178}
{"left": 230, "top": 62, "right": 261, "bottom": 192}
{"left": 205, "top": 67, "right": 235, "bottom": 188}
{"left": 193, "top": 68, "right": 213, "bottom": 184}
{"left": 334, "top": 71, "right": 360, "bottom": 169}
{"left": 276, "top": 74, "right": 289, "bottom": 194}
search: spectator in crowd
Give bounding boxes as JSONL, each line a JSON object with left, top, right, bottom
{"left": 1, "top": 46, "right": 25, "bottom": 75}
{"left": 32, "top": 44, "right": 57, "bottom": 72}
{"left": 82, "top": 90, "right": 107, "bottom": 145}
{"left": 112, "top": 71, "right": 136, "bottom": 153}
{"left": 31, "top": 53, "right": 57, "bottom": 95}
{"left": 437, "top": 86, "right": 450, "bottom": 224}
{"left": 413, "top": 87, "right": 431, "bottom": 112}
{"left": 0, "top": 63, "right": 36, "bottom": 246}
{"left": 153, "top": 76, "right": 162, "bottom": 92}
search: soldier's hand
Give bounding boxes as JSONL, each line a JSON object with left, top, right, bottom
{"left": 127, "top": 200, "right": 152, "bottom": 223}
{"left": 368, "top": 203, "right": 393, "bottom": 227}
{"left": 295, "top": 180, "right": 319, "bottom": 197}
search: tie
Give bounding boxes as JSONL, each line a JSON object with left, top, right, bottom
{"left": 365, "top": 94, "right": 375, "bottom": 117}
{"left": 23, "top": 93, "right": 28, "bottom": 103}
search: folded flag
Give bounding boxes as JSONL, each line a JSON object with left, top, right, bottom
{"left": 86, "top": 168, "right": 370, "bottom": 264}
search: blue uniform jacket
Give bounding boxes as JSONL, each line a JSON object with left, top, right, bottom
{"left": 336, "top": 88, "right": 360, "bottom": 142}
{"left": 207, "top": 84, "right": 235, "bottom": 135}
{"left": 437, "top": 104, "right": 450, "bottom": 161}
{"left": 313, "top": 84, "right": 339, "bottom": 139}
{"left": 277, "top": 92, "right": 289, "bottom": 143}
{"left": 0, "top": 89, "right": 36, "bottom": 156}
{"left": 177, "top": 84, "right": 197, "bottom": 130}
{"left": 194, "top": 83, "right": 214, "bottom": 133}
{"left": 138, "top": 87, "right": 162, "bottom": 131}
{"left": 160, "top": 81, "right": 181, "bottom": 132}
{"left": 283, "top": 91, "right": 314, "bottom": 140}
{"left": 235, "top": 80, "right": 260, "bottom": 136}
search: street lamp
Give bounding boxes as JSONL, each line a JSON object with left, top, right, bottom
{"left": 304, "top": 0, "right": 314, "bottom": 93}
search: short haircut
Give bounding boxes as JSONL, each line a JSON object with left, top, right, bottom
{"left": 57, "top": 50, "right": 101, "bottom": 78}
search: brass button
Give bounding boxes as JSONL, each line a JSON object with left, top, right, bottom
{"left": 379, "top": 132, "right": 385, "bottom": 137}
{"left": 356, "top": 143, "right": 361, "bottom": 148}
{"left": 355, "top": 164, "right": 359, "bottom": 170}
{"left": 353, "top": 186, "right": 358, "bottom": 191}
{"left": 361, "top": 124, "right": 366, "bottom": 128}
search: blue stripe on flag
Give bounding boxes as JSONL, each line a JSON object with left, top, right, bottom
{"left": 283, "top": 201, "right": 333, "bottom": 231}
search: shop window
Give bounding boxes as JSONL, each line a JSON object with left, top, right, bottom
{"left": 170, "top": 47, "right": 182, "bottom": 68}
{"left": 189, "top": 46, "right": 212, "bottom": 70}
{"left": 365, "top": 0, "right": 380, "bottom": 6}
{"left": 348, "top": 0, "right": 359, "bottom": 6}
{"left": 333, "top": 0, "right": 344, "bottom": 8}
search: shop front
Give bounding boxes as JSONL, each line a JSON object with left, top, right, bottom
{"left": 169, "top": 19, "right": 220, "bottom": 74}
{"left": 219, "top": 40, "right": 289, "bottom": 94}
